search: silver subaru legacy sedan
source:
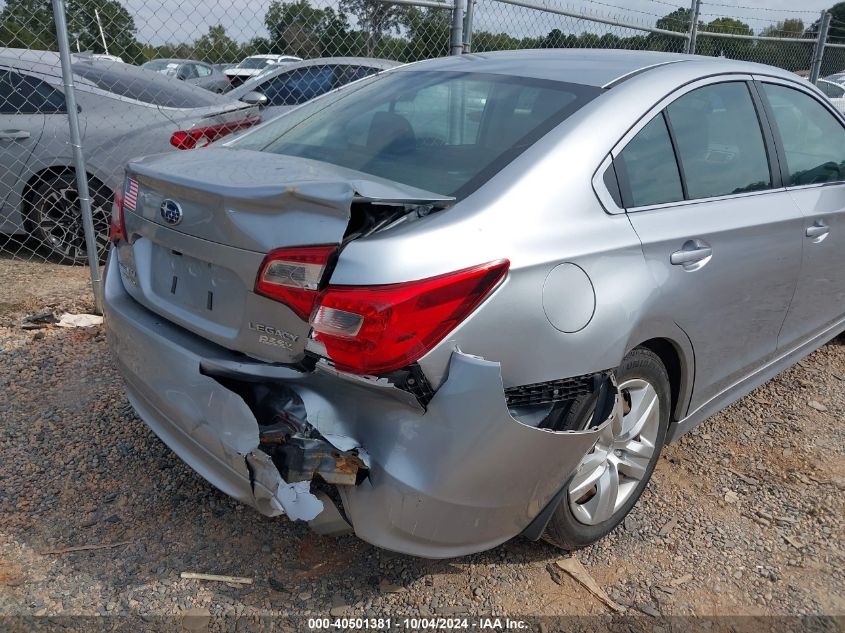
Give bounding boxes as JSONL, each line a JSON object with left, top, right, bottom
{"left": 104, "top": 50, "right": 845, "bottom": 558}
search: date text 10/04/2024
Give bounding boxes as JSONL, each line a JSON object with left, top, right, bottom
{"left": 307, "top": 618, "right": 530, "bottom": 630}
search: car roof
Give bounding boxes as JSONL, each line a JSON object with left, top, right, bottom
{"left": 398, "top": 49, "right": 800, "bottom": 88}
{"left": 248, "top": 54, "right": 298, "bottom": 59}
{"left": 145, "top": 58, "right": 209, "bottom": 65}
{"left": 229, "top": 57, "right": 400, "bottom": 95}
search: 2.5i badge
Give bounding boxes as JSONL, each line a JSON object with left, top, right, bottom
{"left": 249, "top": 322, "right": 299, "bottom": 349}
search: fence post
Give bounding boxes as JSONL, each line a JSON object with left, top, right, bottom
{"left": 51, "top": 0, "right": 103, "bottom": 312}
{"left": 463, "top": 0, "right": 475, "bottom": 52}
{"left": 450, "top": 0, "right": 465, "bottom": 55}
{"left": 685, "top": 0, "right": 700, "bottom": 55}
{"left": 809, "top": 11, "right": 832, "bottom": 84}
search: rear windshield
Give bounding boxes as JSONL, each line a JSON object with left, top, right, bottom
{"left": 72, "top": 62, "right": 225, "bottom": 108}
{"left": 233, "top": 71, "right": 600, "bottom": 197}
{"left": 142, "top": 60, "right": 170, "bottom": 70}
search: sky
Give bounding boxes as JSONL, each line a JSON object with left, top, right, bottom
{"left": 0, "top": 0, "right": 836, "bottom": 45}
{"left": 115, "top": 0, "right": 834, "bottom": 45}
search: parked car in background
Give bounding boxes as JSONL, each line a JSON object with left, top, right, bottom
{"left": 230, "top": 57, "right": 400, "bottom": 117}
{"left": 141, "top": 59, "right": 230, "bottom": 93}
{"left": 224, "top": 54, "right": 301, "bottom": 87}
{"left": 824, "top": 72, "right": 845, "bottom": 85}
{"left": 819, "top": 78, "right": 845, "bottom": 113}
{"left": 105, "top": 50, "right": 845, "bottom": 557}
{"left": 213, "top": 63, "right": 236, "bottom": 73}
{"left": 0, "top": 48, "right": 260, "bottom": 263}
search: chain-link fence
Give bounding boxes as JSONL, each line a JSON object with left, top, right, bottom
{"left": 1, "top": 0, "right": 844, "bottom": 307}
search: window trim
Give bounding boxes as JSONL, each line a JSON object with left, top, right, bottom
{"left": 604, "top": 73, "right": 785, "bottom": 214}
{"left": 752, "top": 75, "right": 845, "bottom": 192}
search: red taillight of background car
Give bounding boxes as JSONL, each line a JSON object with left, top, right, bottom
{"left": 109, "top": 188, "right": 126, "bottom": 243}
{"left": 310, "top": 260, "right": 510, "bottom": 375}
{"left": 170, "top": 116, "right": 260, "bottom": 150}
{"left": 254, "top": 245, "right": 338, "bottom": 320}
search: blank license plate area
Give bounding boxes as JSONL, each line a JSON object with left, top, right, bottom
{"left": 149, "top": 244, "right": 244, "bottom": 325}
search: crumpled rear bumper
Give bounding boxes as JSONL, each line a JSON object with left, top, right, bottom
{"left": 104, "top": 252, "right": 614, "bottom": 558}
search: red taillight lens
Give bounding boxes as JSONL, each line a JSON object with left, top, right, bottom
{"left": 254, "top": 245, "right": 337, "bottom": 320}
{"left": 311, "top": 260, "right": 509, "bottom": 375}
{"left": 109, "top": 188, "right": 126, "bottom": 243}
{"left": 170, "top": 116, "right": 260, "bottom": 150}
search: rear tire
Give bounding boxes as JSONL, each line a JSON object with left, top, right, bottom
{"left": 26, "top": 171, "right": 111, "bottom": 265}
{"left": 542, "top": 347, "right": 670, "bottom": 550}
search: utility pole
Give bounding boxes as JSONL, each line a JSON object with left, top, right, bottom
{"left": 809, "top": 10, "right": 832, "bottom": 84}
{"left": 685, "top": 0, "right": 700, "bottom": 55}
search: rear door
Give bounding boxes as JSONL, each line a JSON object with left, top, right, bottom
{"left": 758, "top": 79, "right": 845, "bottom": 347}
{"left": 618, "top": 77, "right": 804, "bottom": 411}
{"left": 0, "top": 69, "right": 65, "bottom": 231}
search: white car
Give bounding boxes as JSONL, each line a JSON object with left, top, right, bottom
{"left": 818, "top": 79, "right": 845, "bottom": 114}
{"left": 224, "top": 54, "right": 301, "bottom": 88}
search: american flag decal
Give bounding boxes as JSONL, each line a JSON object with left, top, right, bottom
{"left": 124, "top": 178, "right": 139, "bottom": 212}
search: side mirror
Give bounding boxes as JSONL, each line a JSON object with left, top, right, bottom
{"left": 240, "top": 91, "right": 269, "bottom": 107}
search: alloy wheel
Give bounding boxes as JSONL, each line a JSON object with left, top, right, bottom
{"left": 568, "top": 378, "right": 661, "bottom": 526}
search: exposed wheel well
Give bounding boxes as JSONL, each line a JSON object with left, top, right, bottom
{"left": 635, "top": 338, "right": 684, "bottom": 424}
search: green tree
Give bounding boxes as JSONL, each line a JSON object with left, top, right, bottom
{"left": 656, "top": 7, "right": 691, "bottom": 33}
{"left": 0, "top": 0, "right": 140, "bottom": 60}
{"left": 265, "top": 0, "right": 345, "bottom": 57}
{"left": 0, "top": 0, "right": 56, "bottom": 47}
{"left": 402, "top": 7, "right": 450, "bottom": 61}
{"left": 192, "top": 25, "right": 240, "bottom": 63}
{"left": 647, "top": 8, "right": 690, "bottom": 52}
{"left": 696, "top": 17, "right": 753, "bottom": 59}
{"left": 339, "top": 0, "right": 405, "bottom": 56}
{"left": 66, "top": 0, "right": 140, "bottom": 60}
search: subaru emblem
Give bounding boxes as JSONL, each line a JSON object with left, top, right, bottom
{"left": 160, "top": 199, "right": 183, "bottom": 226}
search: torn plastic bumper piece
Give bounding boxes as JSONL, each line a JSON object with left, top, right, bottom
{"left": 104, "top": 252, "right": 618, "bottom": 557}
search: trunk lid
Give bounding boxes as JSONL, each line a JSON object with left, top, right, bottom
{"left": 116, "top": 148, "right": 452, "bottom": 364}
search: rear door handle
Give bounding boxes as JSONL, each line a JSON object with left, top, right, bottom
{"left": 806, "top": 221, "right": 829, "bottom": 241}
{"left": 670, "top": 240, "right": 713, "bottom": 268}
{"left": 0, "top": 130, "right": 31, "bottom": 141}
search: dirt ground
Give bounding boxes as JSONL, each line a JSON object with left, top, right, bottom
{"left": 1, "top": 258, "right": 843, "bottom": 630}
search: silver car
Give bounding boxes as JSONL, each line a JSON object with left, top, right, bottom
{"left": 229, "top": 57, "right": 400, "bottom": 118}
{"left": 0, "top": 49, "right": 259, "bottom": 263}
{"left": 141, "top": 59, "right": 231, "bottom": 93}
{"left": 104, "top": 50, "right": 845, "bottom": 558}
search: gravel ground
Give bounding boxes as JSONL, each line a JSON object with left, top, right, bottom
{"left": 1, "top": 261, "right": 843, "bottom": 629}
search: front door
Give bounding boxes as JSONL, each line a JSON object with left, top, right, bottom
{"left": 758, "top": 80, "right": 845, "bottom": 348}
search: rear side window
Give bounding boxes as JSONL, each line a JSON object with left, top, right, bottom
{"left": 762, "top": 83, "right": 845, "bottom": 186}
{"left": 0, "top": 69, "right": 66, "bottom": 114}
{"left": 666, "top": 82, "right": 771, "bottom": 198}
{"left": 616, "top": 114, "right": 684, "bottom": 207}
{"left": 72, "top": 62, "right": 225, "bottom": 108}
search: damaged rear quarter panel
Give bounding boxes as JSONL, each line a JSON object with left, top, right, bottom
{"left": 295, "top": 351, "right": 610, "bottom": 558}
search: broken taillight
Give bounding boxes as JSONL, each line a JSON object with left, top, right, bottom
{"left": 254, "top": 245, "right": 337, "bottom": 320}
{"left": 310, "top": 260, "right": 509, "bottom": 375}
{"left": 109, "top": 187, "right": 126, "bottom": 243}
{"left": 170, "top": 116, "right": 260, "bottom": 150}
